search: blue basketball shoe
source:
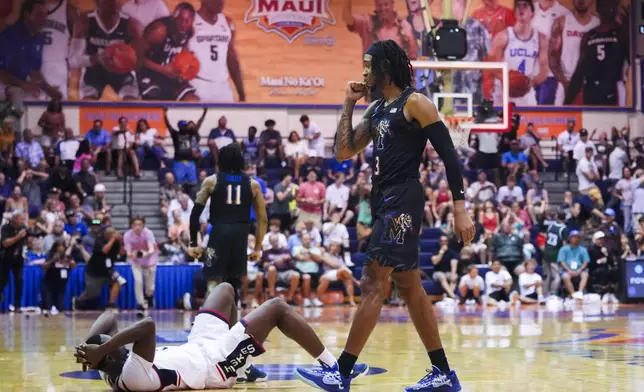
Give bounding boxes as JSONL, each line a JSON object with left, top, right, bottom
{"left": 294, "top": 363, "right": 351, "bottom": 391}
{"left": 351, "top": 363, "right": 369, "bottom": 379}
{"left": 236, "top": 365, "right": 268, "bottom": 383}
{"left": 404, "top": 366, "right": 461, "bottom": 391}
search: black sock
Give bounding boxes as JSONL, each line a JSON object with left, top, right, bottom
{"left": 337, "top": 351, "right": 358, "bottom": 378}
{"left": 428, "top": 348, "right": 450, "bottom": 373}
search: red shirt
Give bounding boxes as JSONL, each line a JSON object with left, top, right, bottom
{"left": 471, "top": 5, "right": 516, "bottom": 37}
{"left": 297, "top": 181, "right": 325, "bottom": 214}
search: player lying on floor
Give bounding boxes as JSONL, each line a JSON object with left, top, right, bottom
{"left": 74, "top": 282, "right": 368, "bottom": 391}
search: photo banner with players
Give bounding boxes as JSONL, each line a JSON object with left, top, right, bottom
{"left": 516, "top": 110, "right": 582, "bottom": 138}
{"left": 0, "top": 0, "right": 633, "bottom": 108}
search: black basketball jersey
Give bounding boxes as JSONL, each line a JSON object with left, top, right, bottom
{"left": 543, "top": 222, "right": 568, "bottom": 262}
{"left": 86, "top": 12, "right": 133, "bottom": 56}
{"left": 144, "top": 17, "right": 189, "bottom": 66}
{"left": 582, "top": 27, "right": 626, "bottom": 86}
{"left": 370, "top": 87, "right": 426, "bottom": 188}
{"left": 209, "top": 173, "right": 253, "bottom": 225}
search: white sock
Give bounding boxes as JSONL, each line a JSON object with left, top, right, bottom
{"left": 316, "top": 348, "right": 337, "bottom": 367}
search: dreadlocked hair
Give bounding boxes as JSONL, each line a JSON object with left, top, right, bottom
{"left": 371, "top": 40, "right": 414, "bottom": 91}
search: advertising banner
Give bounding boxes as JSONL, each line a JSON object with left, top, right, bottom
{"left": 0, "top": 0, "right": 633, "bottom": 108}
{"left": 516, "top": 110, "right": 583, "bottom": 139}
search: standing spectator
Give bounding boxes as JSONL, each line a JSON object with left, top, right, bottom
{"left": 572, "top": 129, "right": 596, "bottom": 162}
{"left": 557, "top": 120, "right": 580, "bottom": 178}
{"left": 614, "top": 167, "right": 640, "bottom": 234}
{"left": 18, "top": 168, "right": 47, "bottom": 217}
{"left": 300, "top": 115, "right": 324, "bottom": 162}
{"left": 55, "top": 128, "right": 80, "bottom": 171}
{"left": 327, "top": 158, "right": 355, "bottom": 183}
{"left": 241, "top": 126, "right": 260, "bottom": 164}
{"left": 111, "top": 117, "right": 140, "bottom": 179}
{"left": 0, "top": 172, "right": 11, "bottom": 213}
{"left": 271, "top": 173, "right": 295, "bottom": 232}
{"left": 261, "top": 219, "right": 288, "bottom": 250}
{"left": 84, "top": 119, "right": 112, "bottom": 174}
{"left": 501, "top": 140, "right": 528, "bottom": 178}
{"left": 558, "top": 230, "right": 590, "bottom": 300}
{"left": 576, "top": 146, "right": 603, "bottom": 209}
{"left": 124, "top": 216, "right": 158, "bottom": 310}
{"left": 496, "top": 176, "right": 524, "bottom": 204}
{"left": 325, "top": 172, "right": 353, "bottom": 224}
{"left": 292, "top": 232, "right": 324, "bottom": 307}
{"left": 74, "top": 158, "right": 98, "bottom": 200}
{"left": 134, "top": 119, "right": 165, "bottom": 169}
{"left": 598, "top": 208, "right": 622, "bottom": 259}
{"left": 258, "top": 119, "right": 286, "bottom": 169}
{"left": 468, "top": 171, "right": 497, "bottom": 204}
{"left": 263, "top": 233, "right": 300, "bottom": 305}
{"left": 38, "top": 99, "right": 65, "bottom": 152}
{"left": 165, "top": 109, "right": 204, "bottom": 185}
{"left": 0, "top": 212, "right": 28, "bottom": 311}
{"left": 458, "top": 265, "right": 484, "bottom": 305}
{"left": 284, "top": 131, "right": 308, "bottom": 179}
{"left": 207, "top": 116, "right": 236, "bottom": 170}
{"left": 0, "top": 118, "right": 15, "bottom": 166}
{"left": 491, "top": 223, "right": 523, "bottom": 275}
{"left": 475, "top": 131, "right": 501, "bottom": 185}
{"left": 431, "top": 235, "right": 459, "bottom": 299}
{"left": 15, "top": 128, "right": 44, "bottom": 168}
{"left": 317, "top": 241, "right": 356, "bottom": 306}
{"left": 515, "top": 259, "right": 543, "bottom": 305}
{"left": 608, "top": 140, "right": 629, "bottom": 182}
{"left": 484, "top": 259, "right": 513, "bottom": 307}
{"left": 41, "top": 239, "right": 76, "bottom": 315}
{"left": 588, "top": 231, "right": 619, "bottom": 304}
{"left": 159, "top": 172, "right": 178, "bottom": 219}
{"left": 297, "top": 169, "right": 325, "bottom": 229}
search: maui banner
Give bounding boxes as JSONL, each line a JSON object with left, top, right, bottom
{"left": 0, "top": 0, "right": 633, "bottom": 108}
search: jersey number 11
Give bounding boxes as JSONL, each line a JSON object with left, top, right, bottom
{"left": 226, "top": 184, "right": 241, "bottom": 205}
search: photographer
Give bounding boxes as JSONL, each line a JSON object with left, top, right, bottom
{"left": 41, "top": 239, "right": 77, "bottom": 315}
{"left": 73, "top": 226, "right": 125, "bottom": 311}
{"left": 0, "top": 212, "right": 28, "bottom": 312}
{"left": 124, "top": 216, "right": 158, "bottom": 310}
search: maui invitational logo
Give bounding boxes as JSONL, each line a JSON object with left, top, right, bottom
{"left": 244, "top": 0, "right": 336, "bottom": 43}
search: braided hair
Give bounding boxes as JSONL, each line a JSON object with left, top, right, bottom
{"left": 368, "top": 40, "right": 414, "bottom": 91}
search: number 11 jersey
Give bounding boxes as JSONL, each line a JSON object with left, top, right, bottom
{"left": 209, "top": 172, "right": 253, "bottom": 225}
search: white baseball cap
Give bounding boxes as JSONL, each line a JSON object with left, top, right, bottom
{"left": 592, "top": 231, "right": 605, "bottom": 241}
{"left": 94, "top": 184, "right": 106, "bottom": 193}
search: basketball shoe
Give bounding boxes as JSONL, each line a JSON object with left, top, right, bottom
{"left": 237, "top": 364, "right": 267, "bottom": 383}
{"left": 295, "top": 362, "right": 369, "bottom": 391}
{"left": 404, "top": 366, "right": 462, "bottom": 391}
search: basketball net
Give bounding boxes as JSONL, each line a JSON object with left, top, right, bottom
{"left": 443, "top": 115, "right": 474, "bottom": 150}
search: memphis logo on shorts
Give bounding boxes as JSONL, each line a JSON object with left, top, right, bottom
{"left": 383, "top": 213, "right": 413, "bottom": 244}
{"left": 244, "top": 0, "right": 336, "bottom": 43}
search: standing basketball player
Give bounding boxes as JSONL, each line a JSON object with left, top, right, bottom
{"left": 541, "top": 210, "right": 567, "bottom": 296}
{"left": 566, "top": 0, "right": 629, "bottom": 106}
{"left": 296, "top": 40, "right": 475, "bottom": 392}
{"left": 489, "top": 0, "right": 549, "bottom": 106}
{"left": 548, "top": 0, "right": 599, "bottom": 105}
{"left": 139, "top": 3, "right": 198, "bottom": 101}
{"left": 188, "top": 0, "right": 245, "bottom": 102}
{"left": 69, "top": 0, "right": 143, "bottom": 100}
{"left": 532, "top": 0, "right": 570, "bottom": 104}
{"left": 40, "top": 0, "right": 79, "bottom": 100}
{"left": 188, "top": 144, "right": 265, "bottom": 306}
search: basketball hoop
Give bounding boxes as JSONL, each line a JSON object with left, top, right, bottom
{"left": 443, "top": 116, "right": 474, "bottom": 149}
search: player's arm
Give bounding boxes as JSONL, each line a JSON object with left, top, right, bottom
{"left": 565, "top": 33, "right": 589, "bottom": 104}
{"left": 342, "top": 0, "right": 356, "bottom": 27}
{"left": 251, "top": 179, "right": 268, "bottom": 253}
{"left": 548, "top": 16, "right": 567, "bottom": 86}
{"left": 195, "top": 108, "right": 208, "bottom": 131}
{"left": 128, "top": 17, "right": 145, "bottom": 70}
{"left": 487, "top": 29, "right": 509, "bottom": 80}
{"left": 163, "top": 107, "right": 178, "bottom": 134}
{"left": 189, "top": 175, "right": 217, "bottom": 247}
{"left": 67, "top": 1, "right": 81, "bottom": 34}
{"left": 226, "top": 18, "right": 246, "bottom": 102}
{"left": 532, "top": 32, "right": 549, "bottom": 86}
{"left": 86, "top": 311, "right": 120, "bottom": 337}
{"left": 335, "top": 97, "right": 377, "bottom": 161}
{"left": 69, "top": 13, "right": 101, "bottom": 69}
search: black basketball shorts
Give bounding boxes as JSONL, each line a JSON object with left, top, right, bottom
{"left": 203, "top": 223, "right": 250, "bottom": 281}
{"left": 365, "top": 179, "right": 424, "bottom": 272}
{"left": 139, "top": 68, "right": 196, "bottom": 101}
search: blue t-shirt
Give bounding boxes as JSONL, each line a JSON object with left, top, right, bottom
{"left": 502, "top": 151, "right": 528, "bottom": 165}
{"left": 0, "top": 21, "right": 44, "bottom": 81}
{"left": 557, "top": 245, "right": 590, "bottom": 271}
{"left": 65, "top": 222, "right": 88, "bottom": 237}
{"left": 249, "top": 176, "right": 266, "bottom": 221}
{"left": 329, "top": 159, "right": 352, "bottom": 175}
{"left": 85, "top": 129, "right": 112, "bottom": 147}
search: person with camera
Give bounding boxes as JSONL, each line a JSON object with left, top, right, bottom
{"left": 0, "top": 211, "right": 28, "bottom": 312}
{"left": 42, "top": 239, "right": 77, "bottom": 316}
{"left": 124, "top": 216, "right": 158, "bottom": 311}
{"left": 73, "top": 226, "right": 126, "bottom": 311}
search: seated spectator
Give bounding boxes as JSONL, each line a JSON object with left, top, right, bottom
{"left": 135, "top": 119, "right": 165, "bottom": 169}
{"left": 469, "top": 171, "right": 497, "bottom": 204}
{"left": 431, "top": 179, "right": 453, "bottom": 226}
{"left": 300, "top": 115, "right": 324, "bottom": 162}
{"left": 288, "top": 221, "right": 306, "bottom": 252}
{"left": 519, "top": 123, "right": 548, "bottom": 170}
{"left": 297, "top": 169, "right": 325, "bottom": 229}
{"left": 125, "top": 216, "right": 158, "bottom": 310}
{"left": 292, "top": 232, "right": 324, "bottom": 307}
{"left": 325, "top": 172, "right": 353, "bottom": 224}
{"left": 92, "top": 184, "right": 111, "bottom": 216}
{"left": 492, "top": 223, "right": 524, "bottom": 275}
{"left": 26, "top": 232, "right": 48, "bottom": 265}
{"left": 496, "top": 176, "right": 524, "bottom": 205}
{"left": 41, "top": 203, "right": 62, "bottom": 234}
{"left": 3, "top": 185, "right": 28, "bottom": 224}
{"left": 41, "top": 239, "right": 77, "bottom": 315}
{"left": 44, "top": 218, "right": 67, "bottom": 252}
{"left": 501, "top": 140, "right": 528, "bottom": 178}
{"left": 159, "top": 172, "right": 178, "bottom": 219}
{"left": 271, "top": 173, "right": 295, "bottom": 232}
{"left": 427, "top": 161, "right": 447, "bottom": 190}
{"left": 304, "top": 219, "right": 322, "bottom": 248}
{"left": 431, "top": 235, "right": 459, "bottom": 299}
{"left": 49, "top": 166, "right": 77, "bottom": 202}
{"left": 0, "top": 118, "right": 15, "bottom": 167}
{"left": 162, "top": 231, "right": 191, "bottom": 264}
{"left": 526, "top": 180, "right": 548, "bottom": 224}
{"left": 355, "top": 183, "right": 372, "bottom": 251}
{"left": 207, "top": 116, "right": 236, "bottom": 169}
{"left": 0, "top": 172, "right": 11, "bottom": 213}
{"left": 167, "top": 193, "right": 193, "bottom": 226}
{"left": 38, "top": 99, "right": 65, "bottom": 154}
{"left": 558, "top": 230, "right": 590, "bottom": 300}
{"left": 514, "top": 259, "right": 543, "bottom": 305}
{"left": 85, "top": 119, "right": 112, "bottom": 174}
{"left": 56, "top": 128, "right": 80, "bottom": 171}
{"left": 112, "top": 117, "right": 141, "bottom": 178}
{"left": 317, "top": 241, "right": 356, "bottom": 306}
{"left": 67, "top": 193, "right": 94, "bottom": 221}
{"left": 322, "top": 208, "right": 350, "bottom": 249}
{"left": 15, "top": 128, "right": 44, "bottom": 169}
{"left": 572, "top": 128, "right": 596, "bottom": 162}
{"left": 258, "top": 119, "right": 286, "bottom": 169}
{"left": 263, "top": 233, "right": 300, "bottom": 305}
{"left": 74, "top": 158, "right": 98, "bottom": 201}
{"left": 479, "top": 201, "right": 500, "bottom": 234}
{"left": 168, "top": 209, "right": 189, "bottom": 241}
{"left": 299, "top": 152, "right": 323, "bottom": 183}
{"left": 327, "top": 158, "right": 354, "bottom": 183}
{"left": 241, "top": 126, "right": 260, "bottom": 163}
{"left": 440, "top": 212, "right": 455, "bottom": 236}
{"left": 622, "top": 233, "right": 636, "bottom": 259}
{"left": 284, "top": 131, "right": 308, "bottom": 179}
{"left": 458, "top": 265, "right": 484, "bottom": 305}
{"left": 588, "top": 231, "right": 619, "bottom": 304}
{"left": 503, "top": 201, "right": 531, "bottom": 234}
{"left": 64, "top": 210, "right": 88, "bottom": 237}
{"left": 73, "top": 140, "right": 94, "bottom": 175}
{"left": 262, "top": 219, "right": 288, "bottom": 250}
{"left": 576, "top": 146, "right": 604, "bottom": 209}
{"left": 18, "top": 168, "right": 47, "bottom": 218}
{"left": 484, "top": 259, "right": 513, "bottom": 307}
{"left": 599, "top": 208, "right": 622, "bottom": 259}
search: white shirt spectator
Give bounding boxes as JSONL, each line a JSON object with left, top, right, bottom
{"left": 122, "top": 0, "right": 169, "bottom": 27}
{"left": 633, "top": 186, "right": 644, "bottom": 215}
{"left": 608, "top": 147, "right": 628, "bottom": 180}
{"left": 496, "top": 185, "right": 524, "bottom": 204}
{"left": 58, "top": 139, "right": 80, "bottom": 161}
{"left": 138, "top": 128, "right": 158, "bottom": 147}
{"left": 112, "top": 128, "right": 136, "bottom": 150}
{"left": 459, "top": 274, "right": 484, "bottom": 290}
{"left": 476, "top": 133, "right": 499, "bottom": 154}
{"left": 469, "top": 181, "right": 496, "bottom": 202}
{"left": 518, "top": 272, "right": 542, "bottom": 296}
{"left": 485, "top": 269, "right": 512, "bottom": 294}
{"left": 616, "top": 177, "right": 642, "bottom": 207}
{"left": 303, "top": 122, "right": 324, "bottom": 157}
{"left": 322, "top": 221, "right": 349, "bottom": 247}
{"left": 167, "top": 198, "right": 194, "bottom": 226}
{"left": 284, "top": 140, "right": 309, "bottom": 159}
{"left": 576, "top": 157, "right": 598, "bottom": 191}
{"left": 572, "top": 139, "right": 596, "bottom": 161}
{"left": 261, "top": 232, "right": 288, "bottom": 250}
{"left": 308, "top": 227, "right": 322, "bottom": 247}
{"left": 325, "top": 183, "right": 350, "bottom": 210}
{"left": 557, "top": 130, "right": 579, "bottom": 153}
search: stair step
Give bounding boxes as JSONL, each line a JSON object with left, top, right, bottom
{"left": 105, "top": 192, "right": 160, "bottom": 203}
{"left": 103, "top": 183, "right": 161, "bottom": 192}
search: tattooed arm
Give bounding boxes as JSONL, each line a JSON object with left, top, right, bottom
{"left": 335, "top": 94, "right": 377, "bottom": 161}
{"left": 548, "top": 16, "right": 567, "bottom": 88}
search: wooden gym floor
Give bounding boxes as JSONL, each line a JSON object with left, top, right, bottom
{"left": 2, "top": 304, "right": 644, "bottom": 391}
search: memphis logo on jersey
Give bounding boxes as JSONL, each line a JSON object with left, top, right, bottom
{"left": 244, "top": 0, "right": 335, "bottom": 43}
{"left": 383, "top": 213, "right": 413, "bottom": 244}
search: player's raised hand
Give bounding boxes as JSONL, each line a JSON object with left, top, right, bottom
{"left": 187, "top": 247, "right": 203, "bottom": 260}
{"left": 345, "top": 81, "right": 367, "bottom": 102}
{"left": 454, "top": 208, "right": 475, "bottom": 245}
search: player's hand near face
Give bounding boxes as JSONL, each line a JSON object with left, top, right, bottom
{"left": 345, "top": 81, "right": 367, "bottom": 102}
{"left": 74, "top": 343, "right": 104, "bottom": 370}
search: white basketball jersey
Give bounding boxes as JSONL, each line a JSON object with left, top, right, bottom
{"left": 42, "top": 0, "right": 69, "bottom": 64}
{"left": 153, "top": 345, "right": 209, "bottom": 390}
{"left": 504, "top": 27, "right": 539, "bottom": 77}
{"left": 189, "top": 13, "right": 232, "bottom": 85}
{"left": 533, "top": 1, "right": 569, "bottom": 38}
{"left": 561, "top": 13, "right": 599, "bottom": 80}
